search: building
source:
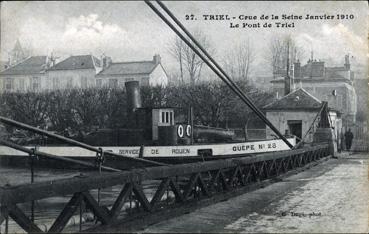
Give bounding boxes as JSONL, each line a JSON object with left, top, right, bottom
{"left": 0, "top": 61, "right": 8, "bottom": 71}
{"left": 6, "top": 39, "right": 29, "bottom": 68}
{"left": 0, "top": 53, "right": 169, "bottom": 92}
{"left": 95, "top": 55, "right": 168, "bottom": 87}
{"left": 263, "top": 88, "right": 341, "bottom": 144}
{"left": 47, "top": 55, "right": 102, "bottom": 89}
{"left": 0, "top": 56, "right": 48, "bottom": 92}
{"left": 270, "top": 55, "right": 357, "bottom": 126}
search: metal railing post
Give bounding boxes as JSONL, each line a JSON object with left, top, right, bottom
{"left": 29, "top": 148, "right": 36, "bottom": 223}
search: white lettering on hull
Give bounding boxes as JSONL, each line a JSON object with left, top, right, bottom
{"left": 0, "top": 138, "right": 295, "bottom": 158}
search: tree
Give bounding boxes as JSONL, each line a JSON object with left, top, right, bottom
{"left": 222, "top": 39, "right": 255, "bottom": 82}
{"left": 47, "top": 90, "right": 79, "bottom": 132}
{"left": 268, "top": 35, "right": 305, "bottom": 78}
{"left": 95, "top": 88, "right": 127, "bottom": 129}
{"left": 165, "top": 83, "right": 231, "bottom": 127}
{"left": 168, "top": 38, "right": 185, "bottom": 84}
{"left": 168, "top": 29, "right": 214, "bottom": 84}
{"left": 0, "top": 92, "right": 50, "bottom": 128}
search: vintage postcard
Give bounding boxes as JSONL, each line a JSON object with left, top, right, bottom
{"left": 0, "top": 1, "right": 368, "bottom": 233}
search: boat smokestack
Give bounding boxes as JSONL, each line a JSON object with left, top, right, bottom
{"left": 284, "top": 76, "right": 292, "bottom": 95}
{"left": 125, "top": 81, "right": 142, "bottom": 123}
{"left": 284, "top": 40, "right": 292, "bottom": 95}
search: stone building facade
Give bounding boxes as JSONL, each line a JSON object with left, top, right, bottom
{"left": 0, "top": 54, "right": 169, "bottom": 92}
{"left": 95, "top": 55, "right": 168, "bottom": 87}
{"left": 271, "top": 55, "right": 357, "bottom": 126}
{"left": 0, "top": 56, "right": 48, "bottom": 92}
{"left": 47, "top": 55, "right": 102, "bottom": 89}
{"left": 264, "top": 88, "right": 341, "bottom": 144}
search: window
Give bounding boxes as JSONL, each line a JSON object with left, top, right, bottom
{"left": 31, "top": 77, "right": 40, "bottom": 91}
{"left": 80, "top": 76, "right": 88, "bottom": 88}
{"left": 53, "top": 77, "right": 60, "bottom": 89}
{"left": 336, "top": 95, "right": 343, "bottom": 109}
{"left": 4, "top": 78, "right": 13, "bottom": 91}
{"left": 66, "top": 77, "right": 73, "bottom": 89}
{"left": 161, "top": 112, "right": 165, "bottom": 123}
{"left": 170, "top": 112, "right": 173, "bottom": 124}
{"left": 96, "top": 79, "right": 102, "bottom": 88}
{"left": 321, "top": 94, "right": 329, "bottom": 102}
{"left": 160, "top": 111, "right": 173, "bottom": 124}
{"left": 19, "top": 79, "right": 25, "bottom": 91}
{"left": 108, "top": 79, "right": 118, "bottom": 88}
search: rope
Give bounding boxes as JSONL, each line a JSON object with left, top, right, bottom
{"left": 145, "top": 0, "right": 293, "bottom": 149}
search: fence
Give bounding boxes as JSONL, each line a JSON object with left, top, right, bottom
{"left": 352, "top": 122, "right": 369, "bottom": 152}
{"left": 0, "top": 144, "right": 330, "bottom": 233}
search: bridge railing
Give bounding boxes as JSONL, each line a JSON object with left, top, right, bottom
{"left": 0, "top": 144, "right": 330, "bottom": 233}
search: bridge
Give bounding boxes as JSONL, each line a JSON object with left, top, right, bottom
{"left": 0, "top": 143, "right": 330, "bottom": 233}
{"left": 0, "top": 1, "right": 350, "bottom": 233}
{"left": 0, "top": 95, "right": 337, "bottom": 233}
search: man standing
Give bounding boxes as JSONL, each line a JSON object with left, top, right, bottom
{"left": 344, "top": 128, "right": 354, "bottom": 151}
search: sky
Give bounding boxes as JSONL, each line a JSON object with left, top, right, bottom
{"left": 1, "top": 1, "right": 367, "bottom": 76}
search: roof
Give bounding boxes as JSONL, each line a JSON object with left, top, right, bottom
{"left": 0, "top": 61, "right": 7, "bottom": 71}
{"left": 13, "top": 39, "right": 23, "bottom": 52}
{"left": 48, "top": 55, "right": 100, "bottom": 71}
{"left": 270, "top": 77, "right": 352, "bottom": 84}
{"left": 0, "top": 56, "right": 47, "bottom": 75}
{"left": 97, "top": 61, "right": 158, "bottom": 76}
{"left": 137, "top": 106, "right": 177, "bottom": 110}
{"left": 263, "top": 88, "right": 322, "bottom": 111}
{"left": 326, "top": 66, "right": 347, "bottom": 72}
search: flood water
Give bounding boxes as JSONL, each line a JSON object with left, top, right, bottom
{"left": 0, "top": 167, "right": 170, "bottom": 233}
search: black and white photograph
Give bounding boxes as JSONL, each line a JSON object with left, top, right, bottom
{"left": 0, "top": 1, "right": 368, "bottom": 233}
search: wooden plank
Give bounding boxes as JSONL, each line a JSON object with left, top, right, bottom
{"left": 0, "top": 116, "right": 167, "bottom": 167}
{"left": 182, "top": 173, "right": 199, "bottom": 200}
{"left": 1, "top": 145, "right": 329, "bottom": 206}
{"left": 0, "top": 207, "right": 5, "bottom": 226}
{"left": 132, "top": 182, "right": 152, "bottom": 212}
{"left": 266, "top": 160, "right": 275, "bottom": 177}
{"left": 150, "top": 178, "right": 170, "bottom": 209}
{"left": 298, "top": 154, "right": 303, "bottom": 167}
{"left": 82, "top": 191, "right": 110, "bottom": 225}
{"left": 275, "top": 159, "right": 283, "bottom": 176}
{"left": 218, "top": 170, "right": 230, "bottom": 191}
{"left": 169, "top": 179, "right": 184, "bottom": 203}
{"left": 228, "top": 166, "right": 241, "bottom": 186}
{"left": 197, "top": 174, "right": 210, "bottom": 197}
{"left": 48, "top": 193, "right": 83, "bottom": 233}
{"left": 0, "top": 139, "right": 121, "bottom": 172}
{"left": 208, "top": 170, "right": 221, "bottom": 192}
{"left": 242, "top": 166, "right": 251, "bottom": 184}
{"left": 8, "top": 204, "right": 43, "bottom": 233}
{"left": 110, "top": 183, "right": 133, "bottom": 219}
{"left": 257, "top": 161, "right": 266, "bottom": 178}
{"left": 249, "top": 164, "right": 258, "bottom": 182}
{"left": 87, "top": 156, "right": 334, "bottom": 233}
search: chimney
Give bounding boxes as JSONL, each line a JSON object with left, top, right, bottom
{"left": 100, "top": 54, "right": 106, "bottom": 68}
{"left": 125, "top": 81, "right": 142, "bottom": 125}
{"left": 293, "top": 60, "right": 301, "bottom": 78}
{"left": 106, "top": 56, "right": 112, "bottom": 68}
{"left": 344, "top": 54, "right": 350, "bottom": 70}
{"left": 153, "top": 54, "right": 161, "bottom": 64}
{"left": 284, "top": 41, "right": 292, "bottom": 95}
{"left": 284, "top": 76, "right": 293, "bottom": 95}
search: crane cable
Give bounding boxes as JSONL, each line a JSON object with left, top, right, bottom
{"left": 145, "top": 0, "right": 293, "bottom": 148}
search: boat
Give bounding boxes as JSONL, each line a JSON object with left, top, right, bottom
{"left": 0, "top": 81, "right": 296, "bottom": 169}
